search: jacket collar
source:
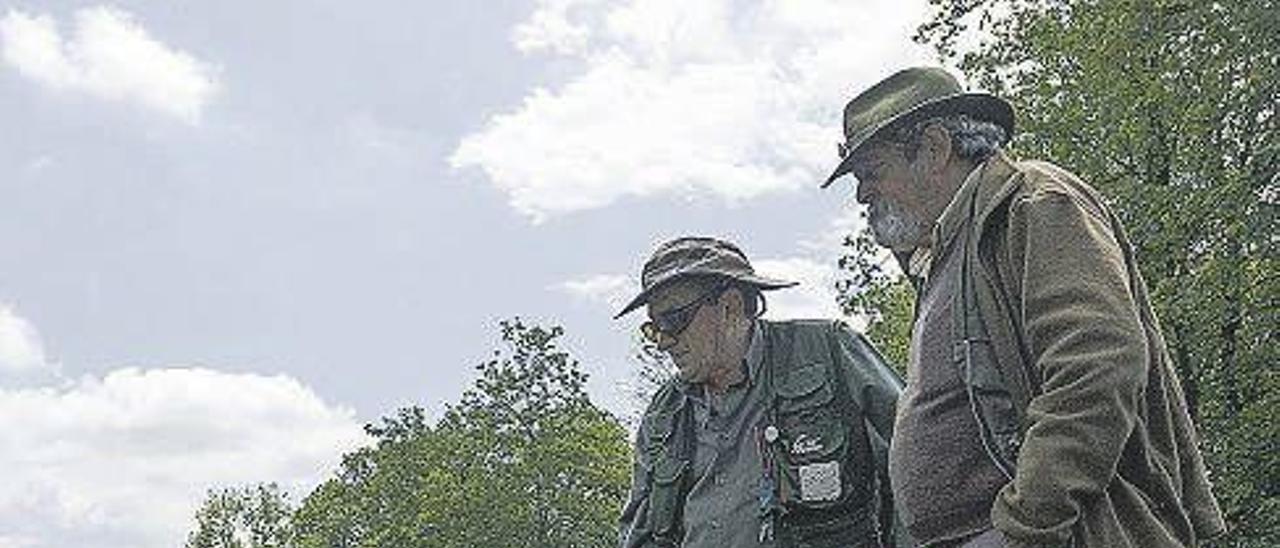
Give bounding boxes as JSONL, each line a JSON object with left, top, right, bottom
{"left": 932, "top": 159, "right": 986, "bottom": 254}
{"left": 971, "top": 150, "right": 1024, "bottom": 233}
{"left": 934, "top": 150, "right": 1022, "bottom": 251}
{"left": 906, "top": 151, "right": 1021, "bottom": 281}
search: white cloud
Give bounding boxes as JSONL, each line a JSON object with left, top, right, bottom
{"left": 754, "top": 256, "right": 845, "bottom": 321}
{"left": 557, "top": 273, "right": 635, "bottom": 310}
{"left": 799, "top": 206, "right": 865, "bottom": 256}
{"left": 0, "top": 7, "right": 218, "bottom": 123}
{"left": 0, "top": 367, "right": 367, "bottom": 548}
{"left": 0, "top": 305, "right": 47, "bottom": 373}
{"left": 512, "top": 0, "right": 602, "bottom": 55}
{"left": 452, "top": 0, "right": 931, "bottom": 221}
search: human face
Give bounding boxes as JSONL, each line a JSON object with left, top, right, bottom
{"left": 644, "top": 280, "right": 736, "bottom": 385}
{"left": 849, "top": 142, "right": 931, "bottom": 252}
{"left": 641, "top": 281, "right": 728, "bottom": 346}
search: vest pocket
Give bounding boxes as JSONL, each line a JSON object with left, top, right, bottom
{"left": 777, "top": 362, "right": 835, "bottom": 415}
{"left": 779, "top": 504, "right": 877, "bottom": 548}
{"left": 776, "top": 421, "right": 851, "bottom": 508}
{"left": 776, "top": 362, "right": 845, "bottom": 464}
{"left": 647, "top": 455, "right": 688, "bottom": 539}
{"left": 643, "top": 410, "right": 674, "bottom": 445}
{"left": 774, "top": 362, "right": 858, "bottom": 509}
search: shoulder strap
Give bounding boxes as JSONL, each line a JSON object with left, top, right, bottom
{"left": 953, "top": 173, "right": 1024, "bottom": 479}
{"left": 969, "top": 163, "right": 1042, "bottom": 413}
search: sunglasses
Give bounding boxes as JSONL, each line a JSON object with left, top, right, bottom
{"left": 640, "top": 283, "right": 728, "bottom": 345}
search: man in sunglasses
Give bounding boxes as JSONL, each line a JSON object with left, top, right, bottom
{"left": 614, "top": 236, "right": 907, "bottom": 548}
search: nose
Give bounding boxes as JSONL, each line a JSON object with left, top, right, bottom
{"left": 656, "top": 331, "right": 678, "bottom": 351}
{"left": 855, "top": 177, "right": 875, "bottom": 205}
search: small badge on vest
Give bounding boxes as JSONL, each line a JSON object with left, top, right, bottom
{"left": 798, "top": 461, "right": 841, "bottom": 502}
{"left": 791, "top": 433, "right": 824, "bottom": 456}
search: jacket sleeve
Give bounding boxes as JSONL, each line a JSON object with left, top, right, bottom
{"left": 618, "top": 424, "right": 656, "bottom": 548}
{"left": 990, "top": 188, "right": 1149, "bottom": 548}
{"left": 831, "top": 323, "right": 910, "bottom": 548}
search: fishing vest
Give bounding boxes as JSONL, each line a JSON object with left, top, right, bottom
{"left": 638, "top": 320, "right": 886, "bottom": 548}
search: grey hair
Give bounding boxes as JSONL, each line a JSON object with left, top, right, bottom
{"left": 733, "top": 283, "right": 764, "bottom": 319}
{"left": 888, "top": 114, "right": 1006, "bottom": 163}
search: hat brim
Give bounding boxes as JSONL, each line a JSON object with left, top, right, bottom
{"left": 613, "top": 273, "right": 798, "bottom": 319}
{"left": 822, "top": 92, "right": 1014, "bottom": 188}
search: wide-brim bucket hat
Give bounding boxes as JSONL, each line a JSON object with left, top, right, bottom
{"left": 614, "top": 236, "right": 797, "bottom": 319}
{"left": 822, "top": 66, "right": 1015, "bottom": 188}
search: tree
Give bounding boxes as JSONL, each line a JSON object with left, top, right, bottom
{"left": 913, "top": 1, "right": 1278, "bottom": 545}
{"left": 835, "top": 227, "right": 915, "bottom": 376}
{"left": 186, "top": 483, "right": 295, "bottom": 548}
{"left": 620, "top": 336, "right": 677, "bottom": 428}
{"left": 290, "top": 319, "right": 632, "bottom": 548}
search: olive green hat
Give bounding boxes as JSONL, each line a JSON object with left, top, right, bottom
{"left": 822, "top": 66, "right": 1014, "bottom": 188}
{"left": 614, "top": 236, "right": 797, "bottom": 319}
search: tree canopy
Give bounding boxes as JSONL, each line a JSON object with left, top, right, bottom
{"left": 836, "top": 228, "right": 915, "bottom": 375}
{"left": 187, "top": 319, "right": 632, "bottom": 548}
{"left": 185, "top": 483, "right": 294, "bottom": 548}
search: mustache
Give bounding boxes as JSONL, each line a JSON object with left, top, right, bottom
{"left": 868, "top": 200, "right": 926, "bottom": 248}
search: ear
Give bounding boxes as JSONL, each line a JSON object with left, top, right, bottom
{"left": 720, "top": 288, "right": 745, "bottom": 318}
{"left": 916, "top": 122, "right": 953, "bottom": 176}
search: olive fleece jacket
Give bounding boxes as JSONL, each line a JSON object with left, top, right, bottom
{"left": 951, "top": 152, "right": 1227, "bottom": 547}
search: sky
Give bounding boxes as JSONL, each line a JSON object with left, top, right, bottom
{"left": 0, "top": 1, "right": 936, "bottom": 546}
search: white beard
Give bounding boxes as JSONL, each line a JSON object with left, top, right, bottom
{"left": 869, "top": 201, "right": 928, "bottom": 252}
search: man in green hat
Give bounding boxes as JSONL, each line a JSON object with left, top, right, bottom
{"left": 824, "top": 67, "right": 1226, "bottom": 547}
{"left": 615, "top": 236, "right": 908, "bottom": 548}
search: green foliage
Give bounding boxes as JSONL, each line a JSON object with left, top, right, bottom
{"left": 186, "top": 483, "right": 295, "bottom": 548}
{"left": 290, "top": 319, "right": 632, "bottom": 548}
{"left": 835, "top": 228, "right": 915, "bottom": 376}
{"left": 623, "top": 337, "right": 677, "bottom": 426}
{"left": 915, "top": 1, "right": 1279, "bottom": 545}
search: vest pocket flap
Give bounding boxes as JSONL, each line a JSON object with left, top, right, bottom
{"left": 651, "top": 455, "right": 687, "bottom": 485}
{"left": 642, "top": 411, "right": 674, "bottom": 443}
{"left": 647, "top": 456, "right": 688, "bottom": 538}
{"left": 777, "top": 363, "right": 834, "bottom": 406}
